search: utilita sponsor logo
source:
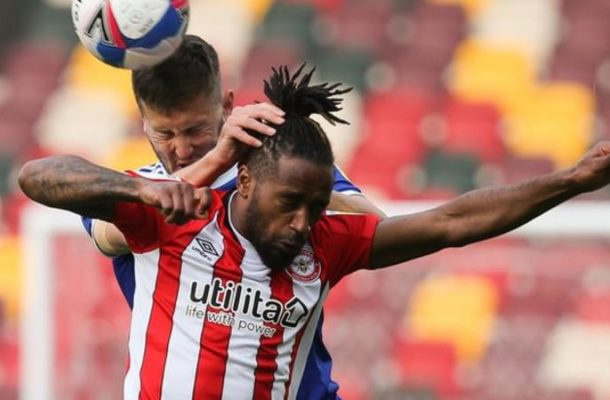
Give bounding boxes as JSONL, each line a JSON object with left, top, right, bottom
{"left": 189, "top": 278, "right": 309, "bottom": 329}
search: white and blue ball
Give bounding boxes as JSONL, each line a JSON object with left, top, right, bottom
{"left": 71, "top": 0, "right": 189, "bottom": 70}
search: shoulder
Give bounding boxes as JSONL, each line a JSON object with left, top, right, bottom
{"left": 313, "top": 211, "right": 380, "bottom": 238}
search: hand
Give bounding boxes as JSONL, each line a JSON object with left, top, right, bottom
{"left": 137, "top": 180, "right": 212, "bottom": 224}
{"left": 571, "top": 140, "right": 610, "bottom": 193}
{"left": 212, "top": 102, "right": 285, "bottom": 167}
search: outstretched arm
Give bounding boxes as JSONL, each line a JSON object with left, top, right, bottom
{"left": 370, "top": 141, "right": 610, "bottom": 268}
{"left": 18, "top": 155, "right": 208, "bottom": 224}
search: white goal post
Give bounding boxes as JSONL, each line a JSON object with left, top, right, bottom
{"left": 19, "top": 200, "right": 610, "bottom": 399}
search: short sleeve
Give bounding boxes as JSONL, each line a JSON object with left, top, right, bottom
{"left": 112, "top": 201, "right": 162, "bottom": 253}
{"left": 81, "top": 216, "right": 93, "bottom": 236}
{"left": 332, "top": 165, "right": 362, "bottom": 195}
{"left": 313, "top": 212, "right": 380, "bottom": 287}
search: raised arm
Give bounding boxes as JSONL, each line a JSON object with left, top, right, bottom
{"left": 370, "top": 141, "right": 610, "bottom": 269}
{"left": 174, "top": 102, "right": 285, "bottom": 187}
{"left": 18, "top": 155, "right": 208, "bottom": 224}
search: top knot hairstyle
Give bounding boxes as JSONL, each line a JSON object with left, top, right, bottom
{"left": 243, "top": 64, "right": 352, "bottom": 179}
{"left": 132, "top": 35, "right": 221, "bottom": 113}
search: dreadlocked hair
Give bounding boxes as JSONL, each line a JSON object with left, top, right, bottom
{"left": 243, "top": 63, "right": 352, "bottom": 179}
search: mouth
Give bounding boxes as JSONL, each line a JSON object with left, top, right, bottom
{"left": 277, "top": 240, "right": 302, "bottom": 254}
{"left": 176, "top": 161, "right": 194, "bottom": 170}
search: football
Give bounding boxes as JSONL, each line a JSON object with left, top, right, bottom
{"left": 71, "top": 0, "right": 189, "bottom": 70}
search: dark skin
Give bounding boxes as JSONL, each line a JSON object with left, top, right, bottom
{"left": 231, "top": 157, "right": 333, "bottom": 269}
{"left": 18, "top": 141, "right": 610, "bottom": 269}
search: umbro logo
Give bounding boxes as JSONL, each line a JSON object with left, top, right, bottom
{"left": 195, "top": 238, "right": 219, "bottom": 257}
{"left": 192, "top": 238, "right": 220, "bottom": 259}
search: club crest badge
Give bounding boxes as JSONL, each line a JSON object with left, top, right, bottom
{"left": 287, "top": 244, "right": 321, "bottom": 283}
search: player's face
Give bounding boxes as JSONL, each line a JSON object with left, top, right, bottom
{"left": 240, "top": 157, "right": 333, "bottom": 270}
{"left": 141, "top": 92, "right": 232, "bottom": 174}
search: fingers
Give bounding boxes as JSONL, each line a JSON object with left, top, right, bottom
{"left": 145, "top": 182, "right": 197, "bottom": 224}
{"left": 225, "top": 103, "right": 285, "bottom": 146}
{"left": 194, "top": 187, "right": 212, "bottom": 218}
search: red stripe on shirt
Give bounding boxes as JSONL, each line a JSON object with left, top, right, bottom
{"left": 138, "top": 223, "right": 206, "bottom": 399}
{"left": 252, "top": 270, "right": 295, "bottom": 399}
{"left": 192, "top": 204, "right": 245, "bottom": 399}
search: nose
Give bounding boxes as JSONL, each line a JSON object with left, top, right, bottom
{"left": 174, "top": 135, "right": 193, "bottom": 160}
{"left": 289, "top": 207, "right": 311, "bottom": 237}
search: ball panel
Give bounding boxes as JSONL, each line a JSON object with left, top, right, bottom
{"left": 123, "top": 29, "right": 184, "bottom": 70}
{"left": 104, "top": 0, "right": 127, "bottom": 49}
{"left": 109, "top": 0, "right": 170, "bottom": 40}
{"left": 122, "top": 5, "right": 183, "bottom": 50}
{"left": 96, "top": 42, "right": 126, "bottom": 68}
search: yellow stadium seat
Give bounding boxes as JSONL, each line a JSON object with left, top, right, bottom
{"left": 205, "top": 0, "right": 274, "bottom": 23}
{"left": 242, "top": 0, "right": 274, "bottom": 22}
{"left": 406, "top": 275, "right": 499, "bottom": 361}
{"left": 0, "top": 236, "right": 21, "bottom": 322}
{"left": 105, "top": 136, "right": 157, "bottom": 172}
{"left": 504, "top": 82, "right": 595, "bottom": 167}
{"left": 66, "top": 46, "right": 138, "bottom": 117}
{"left": 429, "top": 0, "right": 493, "bottom": 19}
{"left": 449, "top": 40, "right": 536, "bottom": 112}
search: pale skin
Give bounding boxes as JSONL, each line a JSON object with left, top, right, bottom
{"left": 18, "top": 141, "right": 610, "bottom": 269}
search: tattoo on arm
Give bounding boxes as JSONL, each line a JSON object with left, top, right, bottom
{"left": 18, "top": 155, "right": 141, "bottom": 221}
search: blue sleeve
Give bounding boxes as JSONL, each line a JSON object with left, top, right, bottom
{"left": 217, "top": 177, "right": 237, "bottom": 192}
{"left": 332, "top": 165, "right": 361, "bottom": 194}
{"left": 82, "top": 216, "right": 93, "bottom": 236}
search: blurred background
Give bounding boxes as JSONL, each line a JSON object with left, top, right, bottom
{"left": 2, "top": 0, "right": 610, "bottom": 399}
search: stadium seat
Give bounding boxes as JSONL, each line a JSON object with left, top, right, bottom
{"left": 66, "top": 46, "right": 138, "bottom": 117}
{"left": 421, "top": 151, "right": 480, "bottom": 193}
{"left": 421, "top": 98, "right": 505, "bottom": 163}
{"left": 428, "top": 0, "right": 492, "bottom": 19}
{"left": 36, "top": 86, "right": 132, "bottom": 162}
{"left": 239, "top": 39, "right": 305, "bottom": 88}
{"left": 503, "top": 82, "right": 595, "bottom": 167}
{"left": 0, "top": 235, "right": 21, "bottom": 322}
{"left": 312, "top": 46, "right": 375, "bottom": 91}
{"left": 471, "top": 0, "right": 560, "bottom": 70}
{"left": 549, "top": 45, "right": 598, "bottom": 87}
{"left": 188, "top": 1, "right": 256, "bottom": 82}
{"left": 318, "top": 2, "right": 392, "bottom": 51}
{"left": 575, "top": 292, "right": 610, "bottom": 325}
{"left": 406, "top": 275, "right": 499, "bottom": 361}
{"left": 539, "top": 320, "right": 610, "bottom": 397}
{"left": 449, "top": 40, "right": 536, "bottom": 112}
{"left": 104, "top": 136, "right": 156, "bottom": 172}
{"left": 394, "top": 338, "right": 459, "bottom": 397}
{"left": 256, "top": 2, "right": 318, "bottom": 53}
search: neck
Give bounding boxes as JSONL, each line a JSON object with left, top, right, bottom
{"left": 229, "top": 191, "right": 249, "bottom": 240}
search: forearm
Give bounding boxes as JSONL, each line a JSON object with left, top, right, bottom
{"left": 174, "top": 149, "right": 233, "bottom": 187}
{"left": 18, "top": 155, "right": 142, "bottom": 220}
{"left": 440, "top": 168, "right": 581, "bottom": 246}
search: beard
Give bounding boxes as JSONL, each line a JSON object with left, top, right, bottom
{"left": 242, "top": 197, "right": 304, "bottom": 271}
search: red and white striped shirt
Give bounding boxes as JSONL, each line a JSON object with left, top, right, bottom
{"left": 113, "top": 190, "right": 378, "bottom": 400}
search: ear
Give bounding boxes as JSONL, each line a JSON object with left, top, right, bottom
{"left": 223, "top": 90, "right": 234, "bottom": 119}
{"left": 236, "top": 164, "right": 254, "bottom": 198}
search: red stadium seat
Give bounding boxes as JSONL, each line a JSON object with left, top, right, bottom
{"left": 394, "top": 338, "right": 460, "bottom": 397}
{"left": 240, "top": 40, "right": 305, "bottom": 88}
{"left": 423, "top": 98, "right": 505, "bottom": 163}
{"left": 574, "top": 292, "right": 610, "bottom": 324}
